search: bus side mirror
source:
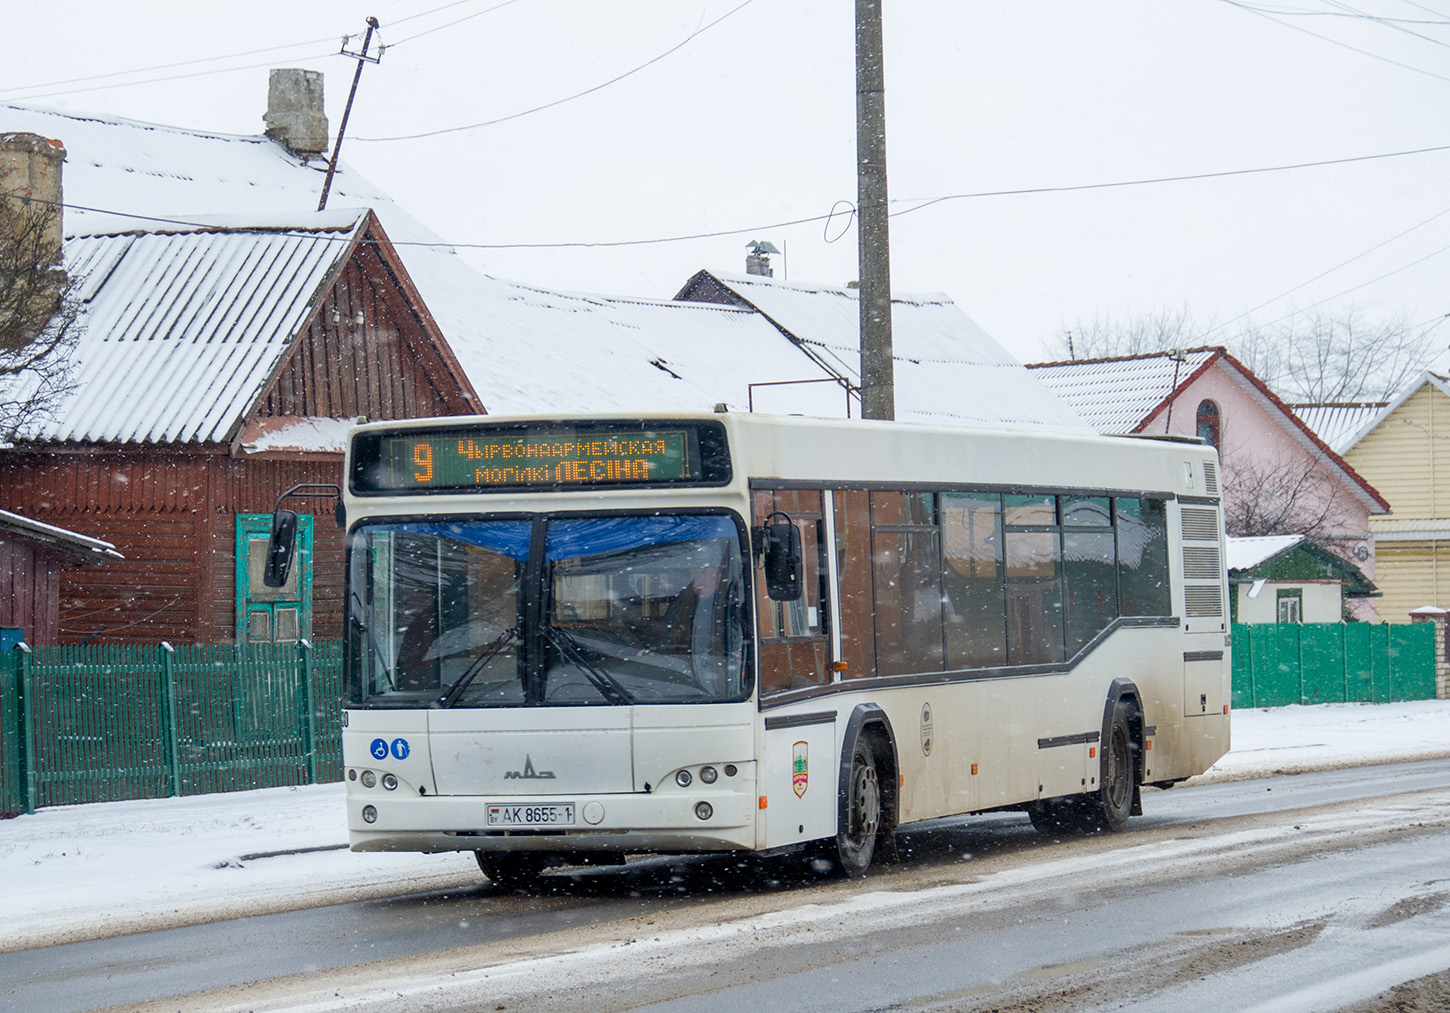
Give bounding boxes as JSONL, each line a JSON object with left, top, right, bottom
{"left": 263, "top": 509, "right": 299, "bottom": 588}
{"left": 758, "top": 513, "right": 803, "bottom": 601}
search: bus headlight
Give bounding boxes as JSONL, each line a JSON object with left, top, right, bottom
{"left": 382, "top": 773, "right": 398, "bottom": 791}
{"left": 361, "top": 770, "right": 376, "bottom": 788}
{"left": 675, "top": 769, "right": 693, "bottom": 787}
{"left": 362, "top": 805, "right": 378, "bottom": 823}
{"left": 694, "top": 802, "right": 713, "bottom": 821}
{"left": 700, "top": 766, "right": 718, "bottom": 784}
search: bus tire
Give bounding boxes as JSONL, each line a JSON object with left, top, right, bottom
{"left": 1089, "top": 699, "right": 1135, "bottom": 833}
{"left": 1030, "top": 700, "right": 1137, "bottom": 837}
{"left": 833, "top": 736, "right": 882, "bottom": 877}
{"left": 475, "top": 851, "right": 550, "bottom": 889}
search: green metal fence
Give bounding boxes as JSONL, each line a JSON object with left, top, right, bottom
{"left": 1231, "top": 622, "right": 1438, "bottom": 709}
{"left": 1, "top": 641, "right": 342, "bottom": 816}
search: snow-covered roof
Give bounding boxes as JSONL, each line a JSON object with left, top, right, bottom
{"left": 30, "top": 219, "right": 361, "bottom": 444}
{"left": 1290, "top": 402, "right": 1388, "bottom": 454}
{"left": 679, "top": 273, "right": 1088, "bottom": 431}
{"left": 3, "top": 102, "right": 1076, "bottom": 429}
{"left": 0, "top": 508, "right": 122, "bottom": 564}
{"left": 1227, "top": 534, "right": 1305, "bottom": 572}
{"left": 1026, "top": 348, "right": 1219, "bottom": 433}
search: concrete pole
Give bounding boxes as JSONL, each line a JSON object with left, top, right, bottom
{"left": 856, "top": 0, "right": 894, "bottom": 421}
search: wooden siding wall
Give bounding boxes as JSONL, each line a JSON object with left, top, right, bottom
{"left": 0, "top": 537, "right": 63, "bottom": 643}
{"left": 0, "top": 452, "right": 345, "bottom": 646}
{"left": 1347, "top": 384, "right": 1443, "bottom": 521}
{"left": 260, "top": 250, "right": 469, "bottom": 421}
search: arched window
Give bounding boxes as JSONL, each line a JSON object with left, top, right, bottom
{"left": 1196, "top": 399, "right": 1220, "bottom": 448}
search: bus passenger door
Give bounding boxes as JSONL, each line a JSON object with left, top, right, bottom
{"left": 761, "top": 716, "right": 837, "bottom": 849}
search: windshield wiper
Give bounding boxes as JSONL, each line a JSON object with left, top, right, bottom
{"left": 351, "top": 592, "right": 396, "bottom": 691}
{"left": 540, "top": 624, "right": 633, "bottom": 705}
{"left": 437, "top": 627, "right": 519, "bottom": 708}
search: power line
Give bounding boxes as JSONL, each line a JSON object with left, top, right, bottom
{"left": 0, "top": 38, "right": 335, "bottom": 99}
{"left": 387, "top": 0, "right": 529, "bottom": 47}
{"left": 1242, "top": 238, "right": 1450, "bottom": 332}
{"left": 1236, "top": 0, "right": 1450, "bottom": 25}
{"left": 0, "top": 52, "right": 336, "bottom": 104}
{"left": 355, "top": 0, "right": 756, "bottom": 142}
{"left": 890, "top": 143, "right": 1450, "bottom": 217}
{"left": 6, "top": 140, "right": 1449, "bottom": 250}
{"left": 1219, "top": 0, "right": 1450, "bottom": 83}
{"left": 1198, "top": 205, "right": 1450, "bottom": 339}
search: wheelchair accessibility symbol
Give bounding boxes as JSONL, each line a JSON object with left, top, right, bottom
{"left": 370, "top": 738, "right": 388, "bottom": 760}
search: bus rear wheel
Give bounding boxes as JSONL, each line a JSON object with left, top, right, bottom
{"left": 1029, "top": 700, "right": 1136, "bottom": 837}
{"left": 475, "top": 851, "right": 550, "bottom": 889}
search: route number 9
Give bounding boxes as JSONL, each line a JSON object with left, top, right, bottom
{"left": 413, "top": 443, "right": 433, "bottom": 483}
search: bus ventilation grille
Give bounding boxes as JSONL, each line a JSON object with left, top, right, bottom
{"left": 1202, "top": 460, "right": 1219, "bottom": 497}
{"left": 1184, "top": 586, "right": 1224, "bottom": 617}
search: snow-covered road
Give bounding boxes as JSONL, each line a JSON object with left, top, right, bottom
{"left": 3, "top": 700, "right": 1448, "bottom": 954}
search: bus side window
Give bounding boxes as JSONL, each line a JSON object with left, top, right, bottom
{"left": 755, "top": 489, "right": 828, "bottom": 696}
{"left": 834, "top": 489, "right": 876, "bottom": 680}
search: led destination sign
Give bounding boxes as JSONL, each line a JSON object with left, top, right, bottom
{"left": 352, "top": 422, "right": 730, "bottom": 493}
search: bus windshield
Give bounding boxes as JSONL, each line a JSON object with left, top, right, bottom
{"left": 346, "top": 514, "right": 749, "bottom": 708}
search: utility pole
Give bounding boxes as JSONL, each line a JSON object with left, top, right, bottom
{"left": 318, "top": 17, "right": 382, "bottom": 212}
{"left": 856, "top": 0, "right": 894, "bottom": 421}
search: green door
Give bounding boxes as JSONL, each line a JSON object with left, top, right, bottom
{"left": 236, "top": 514, "right": 313, "bottom": 643}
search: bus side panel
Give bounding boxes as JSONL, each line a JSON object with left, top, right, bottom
{"left": 760, "top": 719, "right": 837, "bottom": 850}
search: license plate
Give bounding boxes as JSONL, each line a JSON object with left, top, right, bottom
{"left": 487, "top": 803, "right": 575, "bottom": 827}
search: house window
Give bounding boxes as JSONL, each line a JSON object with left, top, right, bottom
{"left": 1276, "top": 588, "right": 1303, "bottom": 624}
{"left": 1196, "top": 399, "right": 1220, "bottom": 448}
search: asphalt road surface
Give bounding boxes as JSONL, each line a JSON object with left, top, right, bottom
{"left": 6, "top": 759, "right": 1450, "bottom": 1013}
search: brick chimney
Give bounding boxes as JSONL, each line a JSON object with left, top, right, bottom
{"left": 264, "top": 69, "right": 329, "bottom": 158}
{"left": 0, "top": 132, "right": 67, "bottom": 325}
{"left": 0, "top": 132, "right": 65, "bottom": 266}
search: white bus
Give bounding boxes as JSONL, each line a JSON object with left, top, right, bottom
{"left": 271, "top": 412, "right": 1229, "bottom": 883}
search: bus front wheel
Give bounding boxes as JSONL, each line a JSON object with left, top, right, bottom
{"left": 833, "top": 739, "right": 881, "bottom": 877}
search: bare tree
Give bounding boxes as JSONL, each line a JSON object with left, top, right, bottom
{"left": 1048, "top": 305, "right": 1439, "bottom": 403}
{"left": 1232, "top": 306, "right": 1433, "bottom": 403}
{"left": 1045, "top": 305, "right": 1202, "bottom": 361}
{"left": 0, "top": 197, "right": 77, "bottom": 444}
{"left": 1220, "top": 453, "right": 1346, "bottom": 540}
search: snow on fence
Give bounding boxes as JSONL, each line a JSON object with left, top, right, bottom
{"left": 1231, "top": 622, "right": 1438, "bottom": 709}
{"left": 1, "top": 641, "right": 342, "bottom": 816}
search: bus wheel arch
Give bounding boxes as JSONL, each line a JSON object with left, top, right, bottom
{"left": 829, "top": 704, "right": 899, "bottom": 876}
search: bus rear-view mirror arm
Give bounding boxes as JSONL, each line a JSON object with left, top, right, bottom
{"left": 263, "top": 483, "right": 344, "bottom": 589}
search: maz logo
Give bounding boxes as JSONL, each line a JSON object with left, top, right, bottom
{"left": 504, "top": 755, "right": 556, "bottom": 780}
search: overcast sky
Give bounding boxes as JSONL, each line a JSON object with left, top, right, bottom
{"left": 4, "top": 0, "right": 1447, "bottom": 363}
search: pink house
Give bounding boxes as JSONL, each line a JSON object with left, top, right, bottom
{"left": 1029, "top": 348, "right": 1389, "bottom": 618}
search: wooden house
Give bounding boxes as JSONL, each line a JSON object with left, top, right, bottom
{"left": 1227, "top": 534, "right": 1375, "bottom": 624}
{"left": 1338, "top": 372, "right": 1450, "bottom": 622}
{"left": 0, "top": 211, "right": 477, "bottom": 645}
{"left": 0, "top": 509, "right": 120, "bottom": 645}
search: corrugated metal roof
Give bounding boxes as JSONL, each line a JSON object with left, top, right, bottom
{"left": 0, "top": 508, "right": 123, "bottom": 563}
{"left": 1026, "top": 349, "right": 1219, "bottom": 433}
{"left": 1289, "top": 403, "right": 1388, "bottom": 454}
{"left": 2, "top": 103, "right": 1075, "bottom": 429}
{"left": 692, "top": 274, "right": 1088, "bottom": 431}
{"left": 34, "top": 222, "right": 356, "bottom": 444}
{"left": 1227, "top": 534, "right": 1304, "bottom": 572}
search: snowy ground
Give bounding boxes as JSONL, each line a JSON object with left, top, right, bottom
{"left": 3, "top": 700, "right": 1449, "bottom": 953}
